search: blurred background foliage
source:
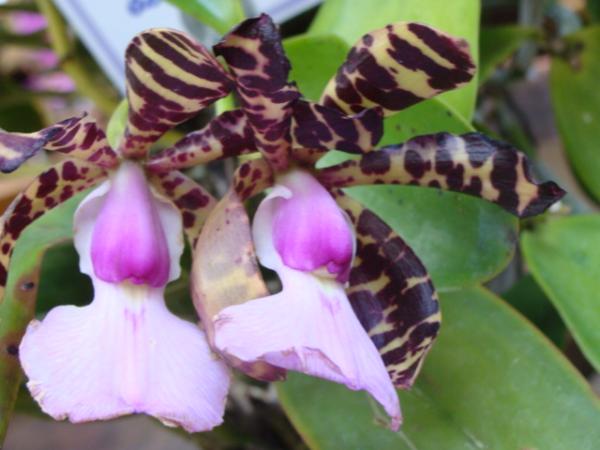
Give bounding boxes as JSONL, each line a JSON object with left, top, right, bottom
{"left": 1, "top": 0, "right": 599, "bottom": 449}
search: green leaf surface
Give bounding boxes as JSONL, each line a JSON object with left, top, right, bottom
{"left": 36, "top": 243, "right": 92, "bottom": 313}
{"left": 166, "top": 0, "right": 244, "bottom": 34}
{"left": 283, "top": 34, "right": 350, "bottom": 101}
{"left": 319, "top": 101, "right": 518, "bottom": 290}
{"left": 278, "top": 286, "right": 600, "bottom": 450}
{"left": 590, "top": 0, "right": 600, "bottom": 22}
{"left": 521, "top": 214, "right": 600, "bottom": 371}
{"left": 550, "top": 26, "right": 600, "bottom": 202}
{"left": 0, "top": 193, "right": 84, "bottom": 444}
{"left": 479, "top": 25, "right": 536, "bottom": 83}
{"left": 503, "top": 274, "right": 566, "bottom": 346}
{"left": 106, "top": 99, "right": 128, "bottom": 149}
{"left": 309, "top": 0, "right": 480, "bottom": 120}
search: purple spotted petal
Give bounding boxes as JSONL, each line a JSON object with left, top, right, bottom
{"left": 270, "top": 169, "right": 353, "bottom": 280}
{"left": 88, "top": 162, "right": 179, "bottom": 287}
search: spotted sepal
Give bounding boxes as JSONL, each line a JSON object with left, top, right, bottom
{"left": 148, "top": 170, "right": 216, "bottom": 247}
{"left": 0, "top": 160, "right": 107, "bottom": 303}
{"left": 191, "top": 188, "right": 286, "bottom": 381}
{"left": 122, "top": 28, "right": 234, "bottom": 158}
{"left": 320, "top": 133, "right": 566, "bottom": 217}
{"left": 335, "top": 192, "right": 440, "bottom": 388}
{"left": 0, "top": 115, "right": 118, "bottom": 174}
{"left": 232, "top": 157, "right": 274, "bottom": 201}
{"left": 290, "top": 100, "right": 383, "bottom": 157}
{"left": 214, "top": 14, "right": 300, "bottom": 170}
{"left": 321, "top": 22, "right": 475, "bottom": 115}
{"left": 146, "top": 109, "right": 257, "bottom": 173}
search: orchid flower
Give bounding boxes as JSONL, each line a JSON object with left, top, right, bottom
{"left": 0, "top": 28, "right": 253, "bottom": 431}
{"left": 149, "top": 15, "right": 566, "bottom": 429}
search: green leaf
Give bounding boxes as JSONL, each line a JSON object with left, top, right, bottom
{"left": 283, "top": 34, "right": 350, "bottom": 101}
{"left": 521, "top": 214, "right": 600, "bottom": 371}
{"left": 106, "top": 99, "right": 128, "bottom": 149}
{"left": 278, "top": 286, "right": 600, "bottom": 450}
{"left": 503, "top": 274, "right": 566, "bottom": 346}
{"left": 166, "top": 0, "right": 244, "bottom": 34}
{"left": 550, "top": 26, "right": 600, "bottom": 202}
{"left": 0, "top": 193, "right": 85, "bottom": 444}
{"left": 36, "top": 243, "right": 92, "bottom": 313}
{"left": 309, "top": 0, "right": 480, "bottom": 120}
{"left": 479, "top": 25, "right": 537, "bottom": 83}
{"left": 590, "top": 0, "right": 600, "bottom": 22}
{"left": 319, "top": 101, "right": 518, "bottom": 290}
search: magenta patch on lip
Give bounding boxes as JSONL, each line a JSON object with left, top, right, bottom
{"left": 90, "top": 162, "right": 170, "bottom": 287}
{"left": 271, "top": 170, "right": 353, "bottom": 280}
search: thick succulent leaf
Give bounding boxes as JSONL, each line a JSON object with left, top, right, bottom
{"left": 479, "top": 26, "right": 536, "bottom": 84}
{"left": 550, "top": 26, "right": 600, "bottom": 202}
{"left": 522, "top": 215, "right": 600, "bottom": 371}
{"left": 146, "top": 109, "right": 256, "bottom": 173}
{"left": 0, "top": 161, "right": 106, "bottom": 302}
{"left": 291, "top": 100, "right": 383, "bottom": 158}
{"left": 335, "top": 193, "right": 439, "bottom": 388}
{"left": 0, "top": 115, "right": 118, "bottom": 173}
{"left": 278, "top": 287, "right": 600, "bottom": 450}
{"left": 122, "top": 28, "right": 233, "bottom": 158}
{"left": 0, "top": 193, "right": 85, "bottom": 444}
{"left": 148, "top": 170, "right": 216, "bottom": 247}
{"left": 319, "top": 133, "right": 565, "bottom": 218}
{"left": 309, "top": 0, "right": 480, "bottom": 120}
{"left": 191, "top": 188, "right": 284, "bottom": 381}
{"left": 214, "top": 14, "right": 300, "bottom": 170}
{"left": 165, "top": 0, "right": 244, "bottom": 34}
{"left": 320, "top": 22, "right": 475, "bottom": 116}
{"left": 232, "top": 157, "right": 274, "bottom": 201}
{"left": 283, "top": 33, "right": 350, "bottom": 101}
{"left": 319, "top": 103, "right": 518, "bottom": 290}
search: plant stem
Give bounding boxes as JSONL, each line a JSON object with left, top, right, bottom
{"left": 35, "top": 0, "right": 118, "bottom": 116}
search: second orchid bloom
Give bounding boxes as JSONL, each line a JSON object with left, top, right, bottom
{"left": 0, "top": 14, "right": 565, "bottom": 432}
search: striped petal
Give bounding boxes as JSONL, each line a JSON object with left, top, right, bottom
{"left": 0, "top": 160, "right": 106, "bottom": 302}
{"left": 191, "top": 188, "right": 285, "bottom": 381}
{"left": 335, "top": 192, "right": 440, "bottom": 388}
{"left": 318, "top": 133, "right": 566, "bottom": 217}
{"left": 290, "top": 100, "right": 383, "bottom": 157}
{"left": 122, "top": 29, "right": 233, "bottom": 158}
{"left": 320, "top": 22, "right": 475, "bottom": 115}
{"left": 148, "top": 170, "right": 216, "bottom": 247}
{"left": 146, "top": 109, "right": 257, "bottom": 173}
{"left": 214, "top": 14, "right": 300, "bottom": 170}
{"left": 0, "top": 114, "right": 118, "bottom": 173}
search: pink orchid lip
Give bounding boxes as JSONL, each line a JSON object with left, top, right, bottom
{"left": 213, "top": 175, "right": 402, "bottom": 429}
{"left": 271, "top": 169, "right": 354, "bottom": 281}
{"left": 90, "top": 161, "right": 171, "bottom": 287}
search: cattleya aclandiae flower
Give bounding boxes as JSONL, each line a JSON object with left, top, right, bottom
{"left": 0, "top": 28, "right": 258, "bottom": 431}
{"left": 146, "top": 15, "right": 566, "bottom": 429}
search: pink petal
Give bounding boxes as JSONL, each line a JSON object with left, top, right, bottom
{"left": 217, "top": 172, "right": 400, "bottom": 428}
{"left": 9, "top": 12, "right": 47, "bottom": 35}
{"left": 25, "top": 72, "right": 75, "bottom": 93}
{"left": 214, "top": 267, "right": 401, "bottom": 429}
{"left": 77, "top": 161, "right": 181, "bottom": 287}
{"left": 20, "top": 280, "right": 229, "bottom": 432}
{"left": 269, "top": 170, "right": 354, "bottom": 280}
